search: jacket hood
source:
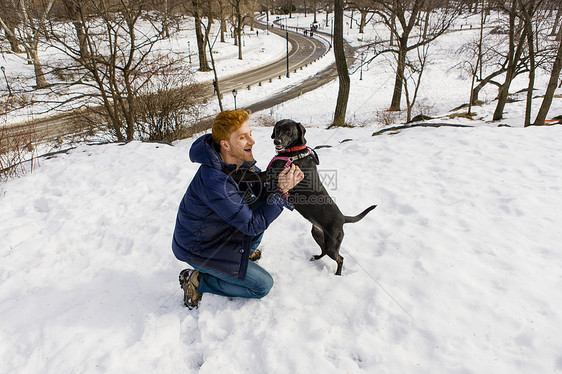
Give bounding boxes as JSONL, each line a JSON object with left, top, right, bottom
{"left": 189, "top": 133, "right": 256, "bottom": 171}
{"left": 189, "top": 134, "right": 223, "bottom": 169}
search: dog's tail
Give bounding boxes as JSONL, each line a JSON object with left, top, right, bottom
{"left": 344, "top": 205, "right": 377, "bottom": 224}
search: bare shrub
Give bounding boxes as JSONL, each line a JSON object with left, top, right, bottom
{"left": 250, "top": 114, "right": 276, "bottom": 127}
{"left": 375, "top": 110, "right": 400, "bottom": 127}
{"left": 413, "top": 100, "right": 437, "bottom": 119}
{"left": 0, "top": 123, "right": 39, "bottom": 181}
{"left": 135, "top": 66, "right": 206, "bottom": 143}
{"left": 0, "top": 93, "right": 30, "bottom": 116}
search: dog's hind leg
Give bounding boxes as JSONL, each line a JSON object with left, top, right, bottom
{"left": 310, "top": 225, "right": 326, "bottom": 261}
{"left": 324, "top": 229, "right": 345, "bottom": 275}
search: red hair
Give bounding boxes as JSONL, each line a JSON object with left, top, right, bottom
{"left": 212, "top": 110, "right": 250, "bottom": 145}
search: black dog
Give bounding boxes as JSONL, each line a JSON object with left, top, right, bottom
{"left": 231, "top": 119, "right": 376, "bottom": 275}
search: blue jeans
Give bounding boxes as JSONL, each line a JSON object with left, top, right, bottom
{"left": 249, "top": 232, "right": 263, "bottom": 255}
{"left": 193, "top": 234, "right": 273, "bottom": 299}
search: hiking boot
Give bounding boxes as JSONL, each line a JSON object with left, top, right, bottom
{"left": 179, "top": 269, "right": 202, "bottom": 309}
{"left": 249, "top": 249, "right": 262, "bottom": 262}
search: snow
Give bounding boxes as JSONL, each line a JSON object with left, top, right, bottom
{"left": 2, "top": 11, "right": 562, "bottom": 374}
{"left": 2, "top": 125, "right": 562, "bottom": 373}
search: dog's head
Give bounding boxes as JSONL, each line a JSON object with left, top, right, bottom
{"left": 271, "top": 119, "right": 306, "bottom": 151}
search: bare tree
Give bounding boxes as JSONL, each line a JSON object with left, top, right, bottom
{"left": 548, "top": 1, "right": 560, "bottom": 36}
{"left": 371, "top": 0, "right": 459, "bottom": 111}
{"left": 135, "top": 66, "right": 205, "bottom": 142}
{"left": 349, "top": 0, "right": 376, "bottom": 34}
{"left": 185, "top": 0, "right": 212, "bottom": 71}
{"left": 458, "top": 4, "right": 524, "bottom": 108}
{"left": 48, "top": 0, "right": 196, "bottom": 142}
{"left": 217, "top": 0, "right": 228, "bottom": 42}
{"left": 0, "top": 0, "right": 56, "bottom": 89}
{"left": 312, "top": 0, "right": 318, "bottom": 23}
{"left": 56, "top": 0, "right": 91, "bottom": 62}
{"left": 467, "top": 0, "right": 487, "bottom": 115}
{"left": 229, "top": 0, "right": 250, "bottom": 60}
{"left": 491, "top": 0, "right": 528, "bottom": 120}
{"left": 403, "top": 33, "right": 431, "bottom": 122}
{"left": 533, "top": 17, "right": 562, "bottom": 125}
{"left": 0, "top": 1, "right": 22, "bottom": 52}
{"left": 517, "top": 0, "right": 546, "bottom": 127}
{"left": 204, "top": 24, "right": 224, "bottom": 111}
{"left": 332, "top": 0, "right": 349, "bottom": 127}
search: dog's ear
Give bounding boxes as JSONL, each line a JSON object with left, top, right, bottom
{"left": 297, "top": 122, "right": 306, "bottom": 145}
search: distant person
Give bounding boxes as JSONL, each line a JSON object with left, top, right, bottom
{"left": 172, "top": 110, "right": 304, "bottom": 309}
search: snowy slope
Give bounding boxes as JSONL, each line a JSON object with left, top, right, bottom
{"left": 2, "top": 9, "right": 562, "bottom": 374}
{"left": 1, "top": 124, "right": 562, "bottom": 373}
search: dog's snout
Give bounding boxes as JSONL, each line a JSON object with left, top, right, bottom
{"left": 273, "top": 139, "right": 281, "bottom": 145}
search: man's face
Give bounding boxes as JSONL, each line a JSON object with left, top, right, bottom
{"left": 222, "top": 121, "right": 255, "bottom": 167}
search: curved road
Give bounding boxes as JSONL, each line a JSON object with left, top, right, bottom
{"left": 2, "top": 21, "right": 343, "bottom": 149}
{"left": 220, "top": 20, "right": 328, "bottom": 91}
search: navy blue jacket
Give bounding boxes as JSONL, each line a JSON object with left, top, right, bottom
{"left": 172, "top": 134, "right": 290, "bottom": 279}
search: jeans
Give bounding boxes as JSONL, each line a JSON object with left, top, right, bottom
{"left": 249, "top": 232, "right": 263, "bottom": 255}
{"left": 192, "top": 233, "right": 273, "bottom": 299}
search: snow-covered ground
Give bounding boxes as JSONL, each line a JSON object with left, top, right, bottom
{"left": 2, "top": 124, "right": 562, "bottom": 373}
{"left": 2, "top": 10, "right": 562, "bottom": 374}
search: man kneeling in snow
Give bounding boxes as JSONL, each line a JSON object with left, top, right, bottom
{"left": 172, "top": 110, "right": 304, "bottom": 309}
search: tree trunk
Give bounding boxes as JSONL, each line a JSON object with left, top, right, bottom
{"left": 218, "top": 0, "right": 226, "bottom": 42}
{"left": 313, "top": 0, "right": 317, "bottom": 23}
{"left": 522, "top": 5, "right": 535, "bottom": 127}
{"left": 478, "top": 0, "right": 486, "bottom": 79}
{"left": 469, "top": 0, "right": 487, "bottom": 113}
{"left": 332, "top": 0, "right": 349, "bottom": 127}
{"left": 389, "top": 13, "right": 395, "bottom": 46}
{"left": 389, "top": 37, "right": 407, "bottom": 111}
{"left": 207, "top": 34, "right": 224, "bottom": 111}
{"left": 72, "top": 20, "right": 89, "bottom": 60}
{"left": 192, "top": 0, "right": 211, "bottom": 71}
{"left": 238, "top": 30, "right": 243, "bottom": 60}
{"left": 550, "top": 7, "right": 561, "bottom": 36}
{"left": 6, "top": 26, "right": 21, "bottom": 53}
{"left": 62, "top": 0, "right": 89, "bottom": 60}
{"left": 359, "top": 9, "right": 367, "bottom": 34}
{"left": 534, "top": 25, "right": 562, "bottom": 125}
{"left": 28, "top": 47, "right": 49, "bottom": 89}
{"left": 289, "top": 0, "right": 293, "bottom": 18}
{"left": 163, "top": 0, "right": 170, "bottom": 38}
{"left": 493, "top": 10, "right": 525, "bottom": 121}
{"left": 236, "top": 1, "right": 243, "bottom": 60}
{"left": 492, "top": 71, "right": 515, "bottom": 121}
{"left": 471, "top": 69, "right": 504, "bottom": 104}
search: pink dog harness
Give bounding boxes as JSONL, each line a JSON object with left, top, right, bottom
{"left": 266, "top": 145, "right": 318, "bottom": 169}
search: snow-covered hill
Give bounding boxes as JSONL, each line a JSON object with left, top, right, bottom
{"left": 2, "top": 123, "right": 562, "bottom": 373}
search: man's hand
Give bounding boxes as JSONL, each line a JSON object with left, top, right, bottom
{"left": 277, "top": 164, "right": 304, "bottom": 193}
